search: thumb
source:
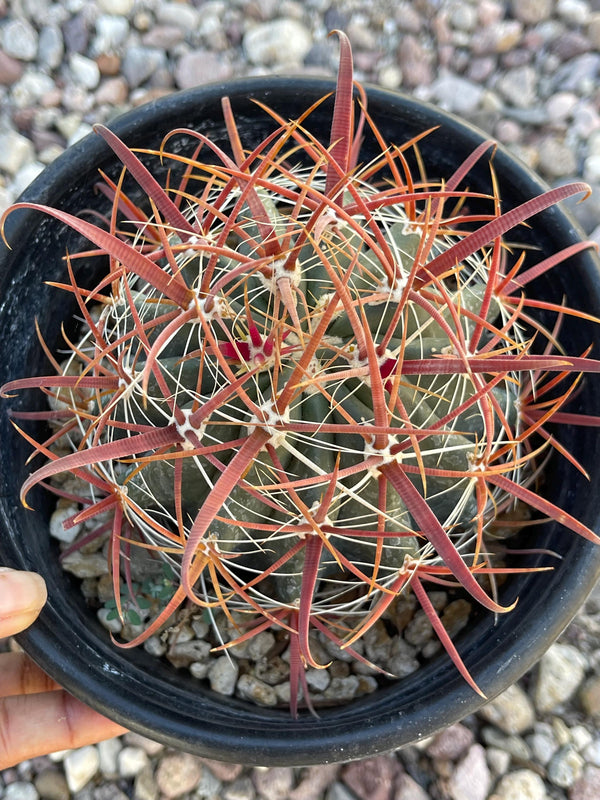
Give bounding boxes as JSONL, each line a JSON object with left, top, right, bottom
{"left": 0, "top": 568, "right": 48, "bottom": 638}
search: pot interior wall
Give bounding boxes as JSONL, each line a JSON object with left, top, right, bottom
{"left": 1, "top": 79, "right": 600, "bottom": 765}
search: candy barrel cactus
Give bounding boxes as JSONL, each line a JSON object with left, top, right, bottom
{"left": 3, "top": 32, "right": 600, "bottom": 715}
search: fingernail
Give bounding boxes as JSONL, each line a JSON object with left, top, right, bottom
{"left": 0, "top": 570, "right": 47, "bottom": 615}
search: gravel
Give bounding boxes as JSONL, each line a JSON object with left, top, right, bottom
{"left": 1, "top": 0, "right": 600, "bottom": 798}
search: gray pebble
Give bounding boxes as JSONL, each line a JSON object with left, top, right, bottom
{"left": 495, "top": 65, "right": 538, "bottom": 108}
{"left": 194, "top": 767, "right": 223, "bottom": 800}
{"left": 526, "top": 729, "right": 559, "bottom": 765}
{"left": 92, "top": 15, "right": 130, "bottom": 56}
{"left": 38, "top": 25, "right": 65, "bottom": 70}
{"left": 430, "top": 71, "right": 484, "bottom": 115}
{"left": 223, "top": 776, "right": 256, "bottom": 800}
{"left": 1, "top": 18, "right": 38, "bottom": 61}
{"left": 481, "top": 727, "right": 532, "bottom": 761}
{"left": 583, "top": 737, "right": 600, "bottom": 766}
{"left": 122, "top": 47, "right": 167, "bottom": 88}
{"left": 325, "top": 784, "right": 356, "bottom": 800}
{"left": 4, "top": 783, "right": 39, "bottom": 800}
{"left": 208, "top": 655, "right": 239, "bottom": 696}
{"left": 547, "top": 745, "right": 584, "bottom": 788}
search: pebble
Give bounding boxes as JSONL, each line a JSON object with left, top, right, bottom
{"left": 547, "top": 745, "right": 585, "bottom": 788}
{"left": 0, "top": 130, "right": 35, "bottom": 177}
{"left": 61, "top": 551, "right": 109, "bottom": 578}
{"left": 426, "top": 723, "right": 474, "bottom": 760}
{"left": 63, "top": 747, "right": 100, "bottom": 794}
{"left": 511, "top": 0, "right": 554, "bottom": 24}
{"left": 557, "top": 0, "right": 591, "bottom": 26}
{"left": 224, "top": 777, "right": 256, "bottom": 800}
{"left": 69, "top": 53, "right": 101, "bottom": 90}
{"left": 134, "top": 765, "right": 159, "bottom": 800}
{"left": 116, "top": 746, "right": 149, "bottom": 779}
{"left": 583, "top": 738, "right": 600, "bottom": 766}
{"left": 495, "top": 65, "right": 538, "bottom": 108}
{"left": 243, "top": 19, "right": 312, "bottom": 66}
{"left": 341, "top": 756, "right": 400, "bottom": 800}
{"left": 194, "top": 766, "right": 223, "bottom": 800}
{"left": 579, "top": 674, "right": 600, "bottom": 716}
{"left": 325, "top": 784, "right": 356, "bottom": 800}
{"left": 174, "top": 51, "right": 233, "bottom": 90}
{"left": 478, "top": 683, "right": 535, "bottom": 735}
{"left": 236, "top": 673, "right": 279, "bottom": 706}
{"left": 252, "top": 766, "right": 294, "bottom": 800}
{"left": 1, "top": 18, "right": 38, "bottom": 61}
{"left": 485, "top": 746, "right": 511, "bottom": 776}
{"left": 584, "top": 155, "right": 600, "bottom": 183}
{"left": 4, "top": 783, "right": 39, "bottom": 800}
{"left": 571, "top": 765, "right": 600, "bottom": 800}
{"left": 33, "top": 768, "right": 70, "bottom": 800}
{"left": 491, "top": 769, "right": 547, "bottom": 800}
{"left": 92, "top": 15, "right": 131, "bottom": 55}
{"left": 289, "top": 764, "right": 339, "bottom": 800}
{"left": 447, "top": 744, "right": 491, "bottom": 800}
{"left": 429, "top": 72, "right": 485, "bottom": 115}
{"left": 121, "top": 47, "right": 167, "bottom": 88}
{"left": 155, "top": 753, "right": 202, "bottom": 799}
{"left": 98, "top": 0, "right": 134, "bottom": 14}
{"left": 97, "top": 738, "right": 122, "bottom": 779}
{"left": 526, "top": 726, "right": 559, "bottom": 765}
{"left": 38, "top": 25, "right": 65, "bottom": 71}
{"left": 155, "top": 2, "right": 201, "bottom": 32}
{"left": 208, "top": 655, "right": 239, "bottom": 696}
{"left": 534, "top": 643, "right": 587, "bottom": 713}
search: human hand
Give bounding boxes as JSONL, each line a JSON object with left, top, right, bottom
{"left": 0, "top": 567, "right": 127, "bottom": 769}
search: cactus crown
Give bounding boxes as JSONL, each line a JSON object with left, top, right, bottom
{"left": 2, "top": 31, "right": 600, "bottom": 715}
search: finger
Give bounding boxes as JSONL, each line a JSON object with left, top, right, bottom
{"left": 0, "top": 691, "right": 128, "bottom": 770}
{"left": 0, "top": 652, "right": 61, "bottom": 697}
{"left": 0, "top": 569, "right": 48, "bottom": 638}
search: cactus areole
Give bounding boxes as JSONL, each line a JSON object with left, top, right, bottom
{"left": 2, "top": 33, "right": 600, "bottom": 763}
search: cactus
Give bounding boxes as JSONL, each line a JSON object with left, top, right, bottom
{"left": 3, "top": 31, "right": 600, "bottom": 715}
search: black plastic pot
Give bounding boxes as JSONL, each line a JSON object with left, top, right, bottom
{"left": 1, "top": 79, "right": 600, "bottom": 767}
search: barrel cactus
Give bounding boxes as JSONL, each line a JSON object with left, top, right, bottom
{"left": 3, "top": 32, "right": 600, "bottom": 715}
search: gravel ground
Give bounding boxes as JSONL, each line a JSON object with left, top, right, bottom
{"left": 1, "top": 0, "right": 600, "bottom": 798}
